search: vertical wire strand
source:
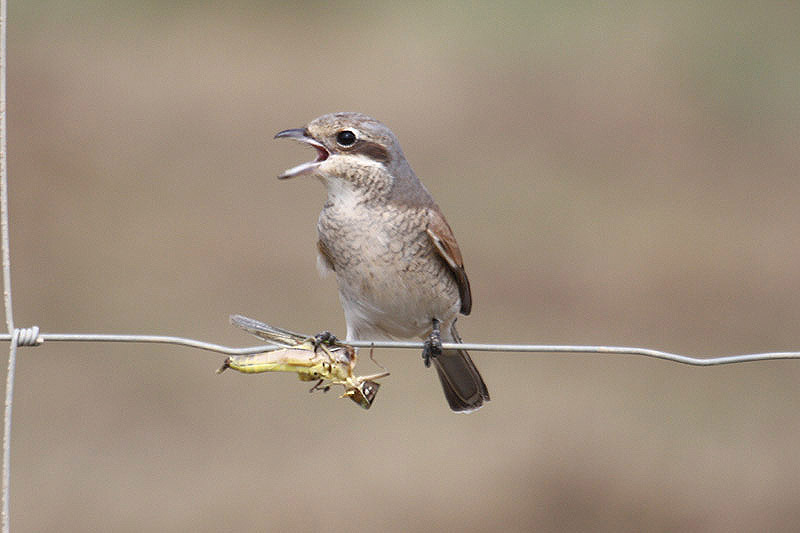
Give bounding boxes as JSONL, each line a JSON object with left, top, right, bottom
{"left": 0, "top": 0, "right": 14, "bottom": 530}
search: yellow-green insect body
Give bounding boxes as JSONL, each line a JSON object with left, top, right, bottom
{"left": 218, "top": 341, "right": 352, "bottom": 382}
{"left": 220, "top": 315, "right": 388, "bottom": 409}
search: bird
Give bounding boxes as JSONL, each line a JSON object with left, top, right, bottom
{"left": 275, "top": 112, "right": 489, "bottom": 412}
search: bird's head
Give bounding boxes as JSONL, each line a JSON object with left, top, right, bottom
{"left": 275, "top": 112, "right": 415, "bottom": 198}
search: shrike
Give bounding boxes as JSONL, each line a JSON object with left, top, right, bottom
{"left": 276, "top": 112, "right": 489, "bottom": 412}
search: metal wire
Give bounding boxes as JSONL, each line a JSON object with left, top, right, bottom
{"left": 3, "top": 330, "right": 800, "bottom": 367}
{"left": 0, "top": 0, "right": 13, "bottom": 530}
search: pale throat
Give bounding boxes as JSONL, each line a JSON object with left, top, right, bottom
{"left": 319, "top": 156, "right": 391, "bottom": 209}
{"left": 320, "top": 174, "right": 366, "bottom": 211}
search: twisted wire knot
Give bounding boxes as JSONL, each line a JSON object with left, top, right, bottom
{"left": 13, "top": 326, "right": 41, "bottom": 347}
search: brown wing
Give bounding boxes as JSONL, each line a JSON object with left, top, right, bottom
{"left": 317, "top": 239, "right": 335, "bottom": 271}
{"left": 426, "top": 207, "right": 472, "bottom": 315}
{"left": 316, "top": 239, "right": 337, "bottom": 279}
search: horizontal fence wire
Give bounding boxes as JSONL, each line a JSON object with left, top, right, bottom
{"left": 4, "top": 330, "right": 800, "bottom": 367}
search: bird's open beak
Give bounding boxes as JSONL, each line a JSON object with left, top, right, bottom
{"left": 274, "top": 128, "right": 330, "bottom": 179}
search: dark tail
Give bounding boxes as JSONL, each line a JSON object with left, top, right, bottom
{"left": 432, "top": 324, "right": 490, "bottom": 412}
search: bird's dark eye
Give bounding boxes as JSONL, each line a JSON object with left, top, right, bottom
{"left": 336, "top": 130, "right": 357, "bottom": 147}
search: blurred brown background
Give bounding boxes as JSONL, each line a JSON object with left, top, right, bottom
{"left": 6, "top": 1, "right": 800, "bottom": 531}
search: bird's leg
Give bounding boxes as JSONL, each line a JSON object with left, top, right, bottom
{"left": 422, "top": 318, "right": 443, "bottom": 368}
{"left": 312, "top": 330, "right": 339, "bottom": 352}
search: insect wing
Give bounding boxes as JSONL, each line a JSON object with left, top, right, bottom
{"left": 230, "top": 314, "right": 309, "bottom": 346}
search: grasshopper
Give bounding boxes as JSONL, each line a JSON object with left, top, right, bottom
{"left": 219, "top": 315, "right": 389, "bottom": 409}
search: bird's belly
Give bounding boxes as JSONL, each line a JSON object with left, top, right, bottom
{"left": 318, "top": 208, "right": 460, "bottom": 340}
{"left": 340, "top": 295, "right": 459, "bottom": 341}
{"left": 336, "top": 252, "right": 460, "bottom": 339}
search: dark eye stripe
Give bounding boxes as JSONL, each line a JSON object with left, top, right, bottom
{"left": 353, "top": 140, "right": 391, "bottom": 163}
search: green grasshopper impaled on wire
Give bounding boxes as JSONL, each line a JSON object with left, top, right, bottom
{"left": 219, "top": 314, "right": 389, "bottom": 409}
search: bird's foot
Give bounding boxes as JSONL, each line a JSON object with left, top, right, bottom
{"left": 422, "top": 319, "right": 442, "bottom": 368}
{"left": 312, "top": 330, "right": 339, "bottom": 352}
